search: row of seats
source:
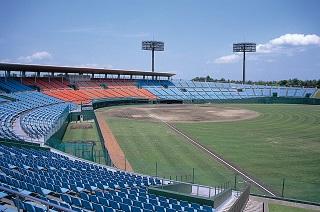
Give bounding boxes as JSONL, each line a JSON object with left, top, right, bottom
{"left": 0, "top": 145, "right": 216, "bottom": 212}
{"left": 43, "top": 88, "right": 156, "bottom": 104}
{"left": 0, "top": 78, "right": 34, "bottom": 93}
{"left": 16, "top": 77, "right": 156, "bottom": 104}
{"left": 21, "top": 103, "right": 73, "bottom": 139}
{"left": 0, "top": 96, "right": 9, "bottom": 104}
{"left": 4, "top": 77, "right": 317, "bottom": 103}
{"left": 137, "top": 80, "right": 317, "bottom": 100}
{"left": 22, "top": 77, "right": 71, "bottom": 90}
{"left": 0, "top": 91, "right": 74, "bottom": 141}
{"left": 76, "top": 79, "right": 137, "bottom": 89}
{"left": 22, "top": 77, "right": 137, "bottom": 91}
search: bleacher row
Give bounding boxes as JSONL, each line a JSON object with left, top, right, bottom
{"left": 0, "top": 96, "right": 9, "bottom": 104}
{"left": 0, "top": 145, "right": 216, "bottom": 212}
{"left": 0, "top": 77, "right": 317, "bottom": 104}
{"left": 138, "top": 80, "right": 317, "bottom": 100}
{"left": 20, "top": 77, "right": 156, "bottom": 104}
{"left": 21, "top": 103, "right": 73, "bottom": 139}
{"left": 0, "top": 79, "right": 34, "bottom": 93}
{"left": 43, "top": 88, "right": 156, "bottom": 105}
{"left": 0, "top": 91, "right": 75, "bottom": 141}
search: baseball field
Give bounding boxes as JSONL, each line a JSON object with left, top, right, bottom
{"left": 97, "top": 104, "right": 320, "bottom": 203}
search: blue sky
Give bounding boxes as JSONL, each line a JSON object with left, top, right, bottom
{"left": 1, "top": 0, "right": 319, "bottom": 80}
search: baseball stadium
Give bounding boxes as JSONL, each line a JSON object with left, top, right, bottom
{"left": 0, "top": 61, "right": 319, "bottom": 212}
{"left": 1, "top": 1, "right": 320, "bottom": 212}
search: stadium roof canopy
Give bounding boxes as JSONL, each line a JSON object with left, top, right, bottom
{"left": 0, "top": 63, "right": 175, "bottom": 79}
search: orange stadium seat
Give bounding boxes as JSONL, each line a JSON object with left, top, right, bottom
{"left": 30, "top": 78, "right": 156, "bottom": 104}
{"left": 22, "top": 77, "right": 71, "bottom": 90}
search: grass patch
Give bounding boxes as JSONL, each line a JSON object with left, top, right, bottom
{"left": 269, "top": 203, "right": 317, "bottom": 212}
{"left": 106, "top": 116, "right": 237, "bottom": 187}
{"left": 63, "top": 122, "right": 99, "bottom": 142}
{"left": 174, "top": 104, "right": 320, "bottom": 202}
{"left": 62, "top": 121, "right": 107, "bottom": 164}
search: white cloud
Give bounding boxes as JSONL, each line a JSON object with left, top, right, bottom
{"left": 18, "top": 51, "right": 52, "bottom": 63}
{"left": 213, "top": 33, "right": 320, "bottom": 64}
{"left": 212, "top": 54, "right": 241, "bottom": 64}
{"left": 257, "top": 33, "right": 320, "bottom": 54}
{"left": 270, "top": 34, "right": 320, "bottom": 46}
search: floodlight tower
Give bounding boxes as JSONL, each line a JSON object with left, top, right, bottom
{"left": 233, "top": 42, "right": 256, "bottom": 84}
{"left": 142, "top": 41, "right": 164, "bottom": 72}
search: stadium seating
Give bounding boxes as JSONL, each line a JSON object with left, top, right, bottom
{"left": 21, "top": 103, "right": 72, "bottom": 139}
{"left": 0, "top": 144, "right": 216, "bottom": 212}
{"left": 0, "top": 96, "right": 9, "bottom": 104}
{"left": 22, "top": 77, "right": 71, "bottom": 90}
{"left": 15, "top": 77, "right": 317, "bottom": 103}
{"left": 41, "top": 78, "right": 157, "bottom": 104}
{"left": 0, "top": 78, "right": 34, "bottom": 93}
{"left": 0, "top": 91, "right": 75, "bottom": 141}
{"left": 137, "top": 79, "right": 318, "bottom": 100}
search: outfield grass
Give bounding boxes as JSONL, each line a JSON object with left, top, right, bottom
{"left": 269, "top": 203, "right": 317, "bottom": 212}
{"left": 174, "top": 104, "right": 320, "bottom": 202}
{"left": 106, "top": 116, "right": 238, "bottom": 187}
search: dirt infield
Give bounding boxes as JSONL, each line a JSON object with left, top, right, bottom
{"left": 104, "top": 104, "right": 259, "bottom": 123}
{"left": 95, "top": 111, "right": 133, "bottom": 171}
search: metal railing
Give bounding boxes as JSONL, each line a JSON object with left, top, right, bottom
{"left": 0, "top": 185, "right": 74, "bottom": 212}
{"left": 228, "top": 185, "right": 251, "bottom": 212}
{"left": 156, "top": 179, "right": 231, "bottom": 199}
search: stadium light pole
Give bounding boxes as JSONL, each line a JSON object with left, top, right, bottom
{"left": 233, "top": 42, "right": 256, "bottom": 84}
{"left": 142, "top": 41, "right": 164, "bottom": 72}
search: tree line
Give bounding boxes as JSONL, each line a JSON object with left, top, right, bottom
{"left": 192, "top": 76, "right": 320, "bottom": 88}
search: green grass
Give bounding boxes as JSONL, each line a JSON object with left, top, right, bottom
{"left": 174, "top": 104, "right": 320, "bottom": 202}
{"left": 62, "top": 122, "right": 107, "bottom": 164}
{"left": 106, "top": 116, "right": 238, "bottom": 187}
{"left": 63, "top": 122, "right": 100, "bottom": 142}
{"left": 269, "top": 203, "right": 317, "bottom": 212}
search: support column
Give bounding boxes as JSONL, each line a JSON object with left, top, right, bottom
{"left": 243, "top": 51, "right": 246, "bottom": 84}
{"left": 152, "top": 48, "right": 155, "bottom": 72}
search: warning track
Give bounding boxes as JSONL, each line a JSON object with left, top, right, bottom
{"left": 95, "top": 111, "right": 133, "bottom": 171}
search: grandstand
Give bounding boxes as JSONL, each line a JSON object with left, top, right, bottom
{"left": 0, "top": 63, "right": 319, "bottom": 211}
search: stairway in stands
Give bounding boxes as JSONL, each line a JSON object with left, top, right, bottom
{"left": 243, "top": 199, "right": 265, "bottom": 212}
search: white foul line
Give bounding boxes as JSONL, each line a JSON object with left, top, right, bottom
{"left": 149, "top": 114, "right": 276, "bottom": 197}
